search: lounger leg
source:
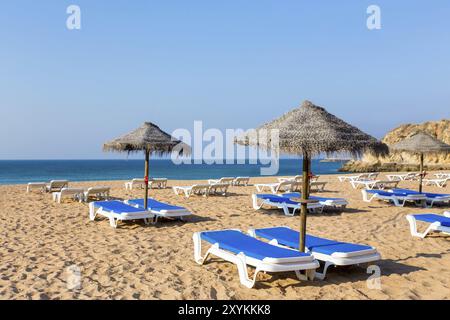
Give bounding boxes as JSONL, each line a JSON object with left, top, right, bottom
{"left": 406, "top": 215, "right": 435, "bottom": 238}
{"left": 193, "top": 233, "right": 209, "bottom": 264}
{"left": 314, "top": 261, "right": 333, "bottom": 280}
{"left": 109, "top": 217, "right": 118, "bottom": 228}
{"left": 89, "top": 203, "right": 97, "bottom": 221}
{"left": 251, "top": 195, "right": 264, "bottom": 210}
{"left": 295, "top": 269, "right": 315, "bottom": 281}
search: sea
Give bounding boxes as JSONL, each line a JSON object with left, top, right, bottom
{"left": 0, "top": 159, "right": 350, "bottom": 185}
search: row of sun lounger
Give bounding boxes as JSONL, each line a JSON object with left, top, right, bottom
{"left": 27, "top": 180, "right": 111, "bottom": 203}
{"left": 171, "top": 177, "right": 251, "bottom": 198}
{"left": 253, "top": 193, "right": 348, "bottom": 215}
{"left": 362, "top": 188, "right": 450, "bottom": 208}
{"left": 255, "top": 180, "right": 327, "bottom": 194}
{"left": 194, "top": 226, "right": 381, "bottom": 288}
{"left": 90, "top": 198, "right": 192, "bottom": 228}
{"left": 124, "top": 178, "right": 168, "bottom": 190}
{"left": 196, "top": 212, "right": 450, "bottom": 288}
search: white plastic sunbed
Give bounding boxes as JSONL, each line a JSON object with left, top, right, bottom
{"left": 207, "top": 177, "right": 235, "bottom": 185}
{"left": 125, "top": 178, "right": 168, "bottom": 190}
{"left": 173, "top": 184, "right": 211, "bottom": 198}
{"left": 254, "top": 181, "right": 298, "bottom": 194}
{"left": 193, "top": 229, "right": 319, "bottom": 288}
{"left": 406, "top": 212, "right": 450, "bottom": 238}
{"left": 83, "top": 186, "right": 110, "bottom": 202}
{"left": 249, "top": 226, "right": 381, "bottom": 280}
{"left": 89, "top": 201, "right": 153, "bottom": 228}
{"left": 126, "top": 198, "right": 192, "bottom": 223}
{"left": 350, "top": 179, "right": 399, "bottom": 190}
{"left": 338, "top": 173, "right": 378, "bottom": 182}
{"left": 52, "top": 188, "right": 84, "bottom": 203}
{"left": 361, "top": 189, "right": 427, "bottom": 207}
{"left": 278, "top": 175, "right": 320, "bottom": 183}
{"left": 390, "top": 188, "right": 450, "bottom": 208}
{"left": 386, "top": 172, "right": 420, "bottom": 181}
{"left": 434, "top": 172, "right": 450, "bottom": 179}
{"left": 44, "top": 180, "right": 69, "bottom": 193}
{"left": 283, "top": 192, "right": 348, "bottom": 210}
{"left": 207, "top": 183, "right": 230, "bottom": 196}
{"left": 252, "top": 194, "right": 324, "bottom": 216}
{"left": 423, "top": 178, "right": 449, "bottom": 188}
{"left": 124, "top": 178, "right": 145, "bottom": 190}
{"left": 232, "top": 177, "right": 250, "bottom": 186}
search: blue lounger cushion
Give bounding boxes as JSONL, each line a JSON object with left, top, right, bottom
{"left": 283, "top": 192, "right": 345, "bottom": 201}
{"left": 254, "top": 227, "right": 374, "bottom": 257}
{"left": 412, "top": 214, "right": 450, "bottom": 227}
{"left": 392, "top": 189, "right": 449, "bottom": 198}
{"left": 255, "top": 194, "right": 298, "bottom": 205}
{"left": 128, "top": 198, "right": 186, "bottom": 212}
{"left": 92, "top": 201, "right": 145, "bottom": 214}
{"left": 200, "top": 230, "right": 311, "bottom": 261}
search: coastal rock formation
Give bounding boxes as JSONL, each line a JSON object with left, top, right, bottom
{"left": 341, "top": 119, "right": 450, "bottom": 172}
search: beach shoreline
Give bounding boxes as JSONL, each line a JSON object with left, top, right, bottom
{"left": 1, "top": 173, "right": 449, "bottom": 300}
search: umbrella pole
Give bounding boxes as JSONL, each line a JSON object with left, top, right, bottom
{"left": 144, "top": 149, "right": 150, "bottom": 210}
{"left": 299, "top": 153, "right": 310, "bottom": 253}
{"left": 419, "top": 152, "right": 424, "bottom": 193}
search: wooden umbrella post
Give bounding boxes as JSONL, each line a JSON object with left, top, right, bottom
{"left": 144, "top": 148, "right": 150, "bottom": 210}
{"left": 419, "top": 152, "right": 424, "bottom": 193}
{"left": 299, "top": 153, "right": 311, "bottom": 253}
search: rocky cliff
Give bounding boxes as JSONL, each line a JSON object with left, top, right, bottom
{"left": 341, "top": 119, "right": 450, "bottom": 172}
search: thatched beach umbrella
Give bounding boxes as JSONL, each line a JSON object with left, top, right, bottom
{"left": 104, "top": 122, "right": 189, "bottom": 209}
{"left": 236, "top": 100, "right": 388, "bottom": 252}
{"left": 390, "top": 132, "right": 450, "bottom": 193}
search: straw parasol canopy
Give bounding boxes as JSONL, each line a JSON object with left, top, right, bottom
{"left": 236, "top": 100, "right": 388, "bottom": 157}
{"left": 236, "top": 100, "right": 388, "bottom": 252}
{"left": 104, "top": 122, "right": 189, "bottom": 209}
{"left": 389, "top": 131, "right": 450, "bottom": 192}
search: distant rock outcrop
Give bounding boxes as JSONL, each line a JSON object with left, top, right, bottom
{"left": 341, "top": 119, "right": 450, "bottom": 172}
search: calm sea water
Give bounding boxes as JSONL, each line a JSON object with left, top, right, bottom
{"left": 0, "top": 159, "right": 349, "bottom": 185}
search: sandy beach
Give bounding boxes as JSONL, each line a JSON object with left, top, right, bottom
{"left": 0, "top": 173, "right": 449, "bottom": 300}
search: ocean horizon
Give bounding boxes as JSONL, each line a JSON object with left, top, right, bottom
{"left": 0, "top": 159, "right": 349, "bottom": 185}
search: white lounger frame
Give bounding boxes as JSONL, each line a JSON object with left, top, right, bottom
{"left": 193, "top": 231, "right": 318, "bottom": 288}
{"left": 350, "top": 179, "right": 399, "bottom": 190}
{"left": 423, "top": 178, "right": 449, "bottom": 188}
{"left": 232, "top": 177, "right": 250, "bottom": 186}
{"left": 83, "top": 187, "right": 110, "bottom": 202}
{"left": 406, "top": 212, "right": 450, "bottom": 238}
{"left": 173, "top": 184, "right": 211, "bottom": 198}
{"left": 361, "top": 189, "right": 426, "bottom": 207}
{"left": 207, "top": 177, "right": 235, "bottom": 185}
{"left": 248, "top": 228, "right": 381, "bottom": 280}
{"left": 252, "top": 194, "right": 324, "bottom": 216}
{"left": 255, "top": 181, "right": 299, "bottom": 194}
{"left": 89, "top": 202, "right": 153, "bottom": 228}
{"left": 52, "top": 188, "right": 84, "bottom": 203}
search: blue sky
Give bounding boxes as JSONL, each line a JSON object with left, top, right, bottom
{"left": 0, "top": 1, "right": 449, "bottom": 159}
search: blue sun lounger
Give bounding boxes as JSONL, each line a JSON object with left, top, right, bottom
{"left": 390, "top": 189, "right": 450, "bottom": 208}
{"left": 89, "top": 201, "right": 154, "bottom": 228}
{"left": 252, "top": 194, "right": 324, "bottom": 216}
{"left": 362, "top": 189, "right": 427, "bottom": 207}
{"left": 126, "top": 198, "right": 192, "bottom": 223}
{"left": 193, "top": 229, "right": 319, "bottom": 288}
{"left": 283, "top": 192, "right": 348, "bottom": 210}
{"left": 248, "top": 226, "right": 381, "bottom": 280}
{"left": 406, "top": 212, "right": 450, "bottom": 238}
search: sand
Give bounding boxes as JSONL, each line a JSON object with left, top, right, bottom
{"left": 0, "top": 173, "right": 449, "bottom": 300}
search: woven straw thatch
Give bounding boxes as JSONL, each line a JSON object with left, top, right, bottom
{"left": 389, "top": 132, "right": 450, "bottom": 154}
{"left": 103, "top": 122, "right": 189, "bottom": 155}
{"left": 235, "top": 100, "right": 388, "bottom": 157}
